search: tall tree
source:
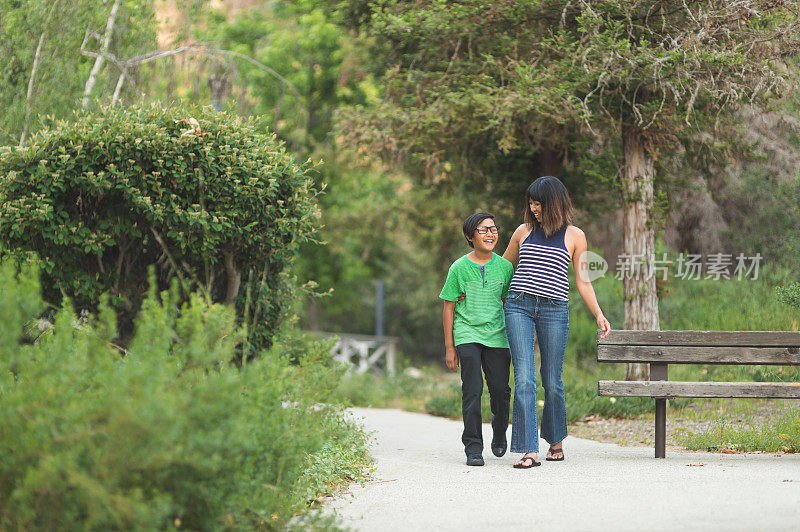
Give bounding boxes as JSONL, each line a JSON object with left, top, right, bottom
{"left": 336, "top": 0, "right": 800, "bottom": 378}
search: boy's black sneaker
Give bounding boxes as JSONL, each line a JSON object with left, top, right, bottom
{"left": 466, "top": 454, "right": 485, "bottom": 466}
{"left": 491, "top": 437, "right": 507, "bottom": 457}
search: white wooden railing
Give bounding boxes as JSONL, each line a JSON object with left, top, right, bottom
{"left": 320, "top": 332, "right": 398, "bottom": 377}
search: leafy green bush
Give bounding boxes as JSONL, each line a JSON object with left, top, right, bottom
{"left": 0, "top": 258, "right": 368, "bottom": 530}
{"left": 0, "top": 104, "right": 319, "bottom": 353}
{"left": 777, "top": 282, "right": 800, "bottom": 311}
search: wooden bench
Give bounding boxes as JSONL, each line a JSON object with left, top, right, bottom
{"left": 596, "top": 330, "right": 800, "bottom": 458}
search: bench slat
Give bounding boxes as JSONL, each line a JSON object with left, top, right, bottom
{"left": 597, "top": 330, "right": 800, "bottom": 347}
{"left": 598, "top": 380, "right": 800, "bottom": 398}
{"left": 598, "top": 345, "right": 800, "bottom": 365}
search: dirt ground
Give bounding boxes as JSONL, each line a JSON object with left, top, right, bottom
{"left": 568, "top": 411, "right": 713, "bottom": 452}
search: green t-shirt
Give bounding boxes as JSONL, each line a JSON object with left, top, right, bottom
{"left": 439, "top": 253, "right": 514, "bottom": 349}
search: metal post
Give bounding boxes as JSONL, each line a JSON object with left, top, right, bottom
{"left": 651, "top": 363, "right": 668, "bottom": 458}
{"left": 654, "top": 399, "right": 666, "bottom": 458}
{"left": 375, "top": 280, "right": 385, "bottom": 337}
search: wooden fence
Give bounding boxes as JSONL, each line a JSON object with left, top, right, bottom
{"left": 320, "top": 333, "right": 398, "bottom": 377}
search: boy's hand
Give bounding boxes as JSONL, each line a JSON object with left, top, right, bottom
{"left": 457, "top": 292, "right": 465, "bottom": 303}
{"left": 445, "top": 346, "right": 459, "bottom": 372}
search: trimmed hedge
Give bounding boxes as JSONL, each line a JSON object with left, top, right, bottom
{"left": 0, "top": 104, "right": 319, "bottom": 353}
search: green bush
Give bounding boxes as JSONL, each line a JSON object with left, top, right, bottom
{"left": 0, "top": 104, "right": 319, "bottom": 353}
{"left": 0, "top": 258, "right": 368, "bottom": 530}
{"left": 777, "top": 282, "right": 800, "bottom": 311}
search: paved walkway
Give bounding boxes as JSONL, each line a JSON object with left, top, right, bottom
{"left": 326, "top": 408, "right": 800, "bottom": 531}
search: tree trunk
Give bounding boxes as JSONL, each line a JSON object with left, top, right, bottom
{"left": 621, "top": 125, "right": 660, "bottom": 381}
{"left": 82, "top": 0, "right": 122, "bottom": 108}
{"left": 224, "top": 251, "right": 241, "bottom": 308}
{"left": 536, "top": 142, "right": 562, "bottom": 177}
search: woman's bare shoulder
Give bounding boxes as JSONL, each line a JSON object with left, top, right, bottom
{"left": 565, "top": 225, "right": 586, "bottom": 255}
{"left": 566, "top": 225, "right": 585, "bottom": 239}
{"left": 512, "top": 223, "right": 528, "bottom": 238}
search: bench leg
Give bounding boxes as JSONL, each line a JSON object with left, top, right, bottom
{"left": 654, "top": 398, "right": 666, "bottom": 458}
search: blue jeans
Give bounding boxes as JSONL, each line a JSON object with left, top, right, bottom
{"left": 504, "top": 290, "right": 569, "bottom": 453}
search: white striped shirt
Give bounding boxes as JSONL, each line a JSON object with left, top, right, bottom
{"left": 509, "top": 226, "right": 571, "bottom": 301}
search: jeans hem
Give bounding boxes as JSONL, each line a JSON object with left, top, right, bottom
{"left": 541, "top": 433, "right": 568, "bottom": 446}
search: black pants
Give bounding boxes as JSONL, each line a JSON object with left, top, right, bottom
{"left": 457, "top": 342, "right": 511, "bottom": 456}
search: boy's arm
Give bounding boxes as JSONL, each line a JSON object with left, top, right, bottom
{"left": 442, "top": 300, "right": 458, "bottom": 372}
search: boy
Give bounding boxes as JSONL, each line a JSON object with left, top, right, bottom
{"left": 439, "top": 212, "right": 514, "bottom": 466}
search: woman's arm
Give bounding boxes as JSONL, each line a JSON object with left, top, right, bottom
{"left": 502, "top": 224, "right": 528, "bottom": 268}
{"left": 569, "top": 227, "right": 611, "bottom": 339}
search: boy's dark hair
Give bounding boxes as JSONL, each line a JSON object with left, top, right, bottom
{"left": 463, "top": 212, "right": 495, "bottom": 248}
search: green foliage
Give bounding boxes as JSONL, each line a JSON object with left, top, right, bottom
{"left": 183, "top": 0, "right": 377, "bottom": 155}
{"left": 0, "top": 0, "right": 157, "bottom": 145}
{"left": 721, "top": 170, "right": 800, "bottom": 272}
{"left": 777, "top": 282, "right": 800, "bottom": 311}
{"left": 659, "top": 269, "right": 799, "bottom": 332}
{"left": 341, "top": 0, "right": 799, "bottom": 165}
{"left": 0, "top": 258, "right": 369, "bottom": 530}
{"left": 424, "top": 382, "right": 481, "bottom": 420}
{"left": 0, "top": 103, "right": 319, "bottom": 353}
{"left": 681, "top": 405, "right": 800, "bottom": 453}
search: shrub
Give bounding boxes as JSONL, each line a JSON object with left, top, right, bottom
{"left": 0, "top": 104, "right": 319, "bottom": 354}
{"left": 776, "top": 282, "right": 800, "bottom": 311}
{"left": 0, "top": 258, "right": 369, "bottom": 530}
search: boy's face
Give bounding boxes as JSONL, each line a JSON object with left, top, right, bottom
{"left": 469, "top": 217, "right": 499, "bottom": 253}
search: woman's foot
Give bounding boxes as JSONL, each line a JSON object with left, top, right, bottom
{"left": 513, "top": 453, "right": 540, "bottom": 469}
{"left": 546, "top": 445, "right": 564, "bottom": 461}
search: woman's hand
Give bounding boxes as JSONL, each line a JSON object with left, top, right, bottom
{"left": 596, "top": 312, "right": 611, "bottom": 339}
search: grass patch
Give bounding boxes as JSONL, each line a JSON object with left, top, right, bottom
{"left": 680, "top": 401, "right": 800, "bottom": 453}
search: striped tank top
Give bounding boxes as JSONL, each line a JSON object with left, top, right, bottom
{"left": 509, "top": 225, "right": 571, "bottom": 301}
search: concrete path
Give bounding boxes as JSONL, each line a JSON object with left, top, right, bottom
{"left": 326, "top": 408, "right": 800, "bottom": 531}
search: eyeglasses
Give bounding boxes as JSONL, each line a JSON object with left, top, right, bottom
{"left": 476, "top": 226, "right": 499, "bottom": 235}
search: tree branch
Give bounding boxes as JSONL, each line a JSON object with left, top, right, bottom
{"left": 82, "top": 0, "right": 122, "bottom": 107}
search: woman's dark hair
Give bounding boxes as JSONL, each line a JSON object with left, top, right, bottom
{"left": 463, "top": 212, "right": 495, "bottom": 248}
{"left": 524, "top": 176, "right": 575, "bottom": 237}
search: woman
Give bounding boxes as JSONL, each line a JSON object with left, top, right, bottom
{"left": 502, "top": 176, "right": 611, "bottom": 468}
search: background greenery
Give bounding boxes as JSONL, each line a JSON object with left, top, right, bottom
{"left": 2, "top": 1, "right": 800, "bottom": 527}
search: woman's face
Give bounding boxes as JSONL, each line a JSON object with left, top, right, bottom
{"left": 529, "top": 199, "right": 542, "bottom": 222}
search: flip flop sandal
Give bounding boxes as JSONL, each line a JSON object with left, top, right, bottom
{"left": 546, "top": 447, "right": 564, "bottom": 461}
{"left": 513, "top": 455, "right": 541, "bottom": 469}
